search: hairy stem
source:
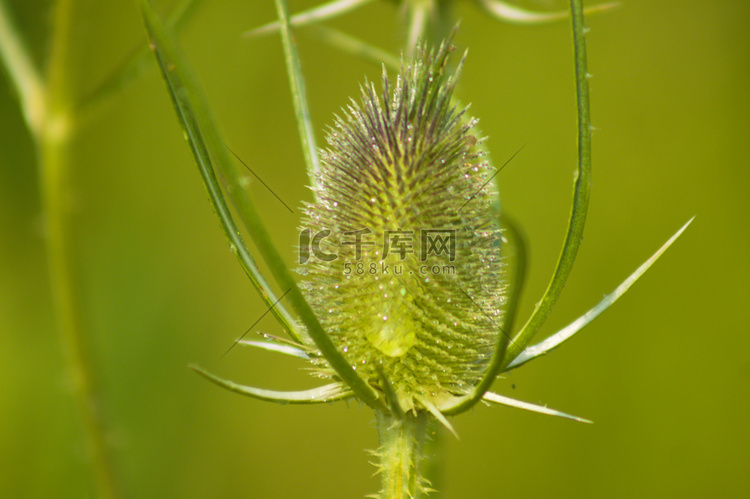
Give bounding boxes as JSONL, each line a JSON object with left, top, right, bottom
{"left": 376, "top": 410, "right": 430, "bottom": 499}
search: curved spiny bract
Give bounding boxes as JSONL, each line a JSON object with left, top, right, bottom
{"left": 299, "top": 38, "right": 507, "bottom": 413}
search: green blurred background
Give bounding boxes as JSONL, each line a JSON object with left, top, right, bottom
{"left": 1, "top": 0, "right": 748, "bottom": 497}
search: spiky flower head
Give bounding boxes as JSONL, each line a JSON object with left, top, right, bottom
{"left": 299, "top": 38, "right": 507, "bottom": 413}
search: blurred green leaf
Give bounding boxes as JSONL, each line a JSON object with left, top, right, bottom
{"left": 245, "top": 0, "right": 375, "bottom": 38}
{"left": 77, "top": 0, "right": 204, "bottom": 126}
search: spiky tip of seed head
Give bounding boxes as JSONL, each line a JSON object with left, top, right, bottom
{"left": 298, "top": 35, "right": 508, "bottom": 413}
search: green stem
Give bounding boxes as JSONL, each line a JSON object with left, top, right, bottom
{"left": 36, "top": 0, "right": 119, "bottom": 496}
{"left": 420, "top": 417, "right": 444, "bottom": 497}
{"left": 39, "top": 128, "right": 118, "bottom": 499}
{"left": 273, "top": 0, "right": 321, "bottom": 185}
{"left": 501, "top": 0, "right": 592, "bottom": 367}
{"left": 376, "top": 410, "right": 429, "bottom": 499}
{"left": 0, "top": 0, "right": 46, "bottom": 133}
{"left": 141, "top": 0, "right": 386, "bottom": 411}
{"left": 46, "top": 0, "right": 74, "bottom": 108}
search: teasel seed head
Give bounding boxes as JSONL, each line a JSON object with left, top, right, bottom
{"left": 299, "top": 36, "right": 508, "bottom": 413}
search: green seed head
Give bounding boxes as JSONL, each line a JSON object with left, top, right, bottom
{"left": 299, "top": 39, "right": 507, "bottom": 412}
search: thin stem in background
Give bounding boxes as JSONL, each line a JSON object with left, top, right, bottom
{"left": 76, "top": 0, "right": 204, "bottom": 128}
{"left": 273, "top": 0, "right": 322, "bottom": 187}
{"left": 43, "top": 0, "right": 120, "bottom": 494}
{"left": 0, "top": 0, "right": 45, "bottom": 132}
{"left": 306, "top": 24, "right": 400, "bottom": 70}
{"left": 39, "top": 129, "right": 119, "bottom": 499}
{"left": 0, "top": 0, "right": 120, "bottom": 496}
{"left": 246, "top": 0, "right": 376, "bottom": 37}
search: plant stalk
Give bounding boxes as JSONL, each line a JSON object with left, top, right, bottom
{"left": 0, "top": 0, "right": 45, "bottom": 132}
{"left": 376, "top": 410, "right": 430, "bottom": 499}
{"left": 35, "top": 0, "right": 119, "bottom": 496}
{"left": 501, "top": 0, "right": 593, "bottom": 366}
{"left": 39, "top": 125, "right": 118, "bottom": 499}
